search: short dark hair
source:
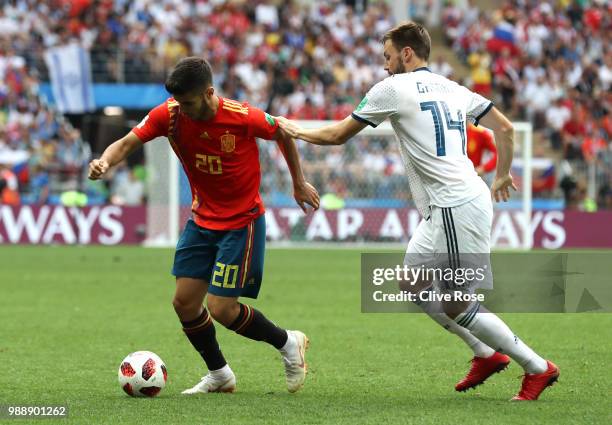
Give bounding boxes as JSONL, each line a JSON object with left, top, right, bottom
{"left": 164, "top": 57, "right": 213, "bottom": 95}
{"left": 382, "top": 21, "right": 431, "bottom": 61}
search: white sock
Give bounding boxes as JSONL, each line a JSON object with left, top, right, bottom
{"left": 210, "top": 364, "right": 233, "bottom": 378}
{"left": 420, "top": 298, "right": 495, "bottom": 358}
{"left": 456, "top": 304, "right": 548, "bottom": 374}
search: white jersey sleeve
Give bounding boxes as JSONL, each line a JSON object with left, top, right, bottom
{"left": 461, "top": 86, "right": 494, "bottom": 126}
{"left": 351, "top": 79, "right": 398, "bottom": 127}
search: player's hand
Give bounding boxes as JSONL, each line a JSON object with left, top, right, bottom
{"left": 491, "top": 174, "right": 517, "bottom": 202}
{"left": 294, "top": 181, "right": 320, "bottom": 213}
{"left": 276, "top": 116, "right": 302, "bottom": 139}
{"left": 88, "top": 159, "right": 110, "bottom": 180}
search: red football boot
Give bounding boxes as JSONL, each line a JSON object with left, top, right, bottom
{"left": 511, "top": 361, "right": 559, "bottom": 401}
{"left": 455, "top": 352, "right": 511, "bottom": 392}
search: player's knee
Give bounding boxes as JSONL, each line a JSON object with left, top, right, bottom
{"left": 399, "top": 277, "right": 432, "bottom": 295}
{"left": 172, "top": 295, "right": 199, "bottom": 317}
{"left": 442, "top": 299, "right": 472, "bottom": 319}
{"left": 206, "top": 298, "right": 236, "bottom": 325}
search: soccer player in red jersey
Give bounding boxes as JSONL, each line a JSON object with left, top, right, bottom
{"left": 89, "top": 57, "right": 319, "bottom": 394}
{"left": 467, "top": 123, "right": 497, "bottom": 176}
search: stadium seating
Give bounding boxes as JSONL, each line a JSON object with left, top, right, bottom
{"left": 0, "top": 0, "right": 609, "bottom": 209}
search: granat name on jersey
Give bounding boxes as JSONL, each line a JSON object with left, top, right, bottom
{"left": 416, "top": 81, "right": 453, "bottom": 94}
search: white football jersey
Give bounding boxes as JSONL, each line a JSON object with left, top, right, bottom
{"left": 352, "top": 67, "right": 493, "bottom": 214}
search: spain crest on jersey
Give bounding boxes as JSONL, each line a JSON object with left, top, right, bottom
{"left": 220, "top": 132, "right": 236, "bottom": 153}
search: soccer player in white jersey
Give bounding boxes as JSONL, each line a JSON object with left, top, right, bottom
{"left": 277, "top": 22, "right": 559, "bottom": 401}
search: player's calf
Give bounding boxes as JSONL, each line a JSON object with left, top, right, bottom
{"left": 403, "top": 276, "right": 497, "bottom": 364}
{"left": 180, "top": 308, "right": 229, "bottom": 375}
{"left": 178, "top": 307, "right": 235, "bottom": 395}
{"left": 174, "top": 279, "right": 231, "bottom": 393}
{"left": 207, "top": 295, "right": 288, "bottom": 349}
{"left": 208, "top": 296, "right": 309, "bottom": 393}
{"left": 453, "top": 303, "right": 550, "bottom": 376}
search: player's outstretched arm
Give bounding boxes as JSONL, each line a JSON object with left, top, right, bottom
{"left": 276, "top": 116, "right": 367, "bottom": 146}
{"left": 479, "top": 107, "right": 517, "bottom": 202}
{"left": 274, "top": 129, "right": 320, "bottom": 212}
{"left": 88, "top": 131, "right": 143, "bottom": 180}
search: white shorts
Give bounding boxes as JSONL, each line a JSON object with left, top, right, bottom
{"left": 405, "top": 189, "right": 493, "bottom": 290}
{"left": 407, "top": 189, "right": 492, "bottom": 255}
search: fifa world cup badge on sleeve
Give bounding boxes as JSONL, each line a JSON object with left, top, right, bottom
{"left": 265, "top": 112, "right": 276, "bottom": 126}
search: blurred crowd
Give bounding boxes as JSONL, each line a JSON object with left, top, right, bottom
{"left": 0, "top": 45, "right": 93, "bottom": 205}
{"left": 1, "top": 0, "right": 398, "bottom": 205}
{"left": 0, "top": 54, "right": 144, "bottom": 206}
{"left": 0, "top": 0, "right": 610, "bottom": 210}
{"left": 260, "top": 136, "right": 406, "bottom": 207}
{"left": 1, "top": 0, "right": 391, "bottom": 114}
{"left": 442, "top": 0, "right": 611, "bottom": 209}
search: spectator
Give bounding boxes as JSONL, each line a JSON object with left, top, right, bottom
{"left": 546, "top": 98, "right": 571, "bottom": 150}
{"left": 1, "top": 0, "right": 609, "bottom": 209}
{"left": 467, "top": 48, "right": 492, "bottom": 96}
{"left": 0, "top": 163, "right": 20, "bottom": 205}
{"left": 597, "top": 183, "right": 612, "bottom": 210}
{"left": 430, "top": 55, "right": 454, "bottom": 78}
{"left": 27, "top": 164, "right": 50, "bottom": 204}
{"left": 559, "top": 173, "right": 579, "bottom": 210}
{"left": 581, "top": 128, "right": 607, "bottom": 164}
{"left": 445, "top": 0, "right": 608, "bottom": 156}
{"left": 111, "top": 168, "right": 145, "bottom": 206}
{"left": 492, "top": 47, "right": 519, "bottom": 112}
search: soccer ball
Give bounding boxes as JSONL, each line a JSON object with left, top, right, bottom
{"left": 117, "top": 351, "right": 167, "bottom": 397}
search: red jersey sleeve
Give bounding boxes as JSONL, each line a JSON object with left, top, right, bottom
{"left": 247, "top": 106, "right": 279, "bottom": 140}
{"left": 131, "top": 102, "right": 170, "bottom": 143}
{"left": 481, "top": 130, "right": 498, "bottom": 172}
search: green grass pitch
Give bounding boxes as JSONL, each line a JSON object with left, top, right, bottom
{"left": 0, "top": 246, "right": 610, "bottom": 424}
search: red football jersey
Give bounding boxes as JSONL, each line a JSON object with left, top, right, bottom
{"left": 467, "top": 124, "right": 497, "bottom": 173}
{"left": 132, "top": 97, "right": 279, "bottom": 230}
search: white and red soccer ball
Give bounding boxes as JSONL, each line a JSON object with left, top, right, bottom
{"left": 118, "top": 351, "right": 167, "bottom": 397}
